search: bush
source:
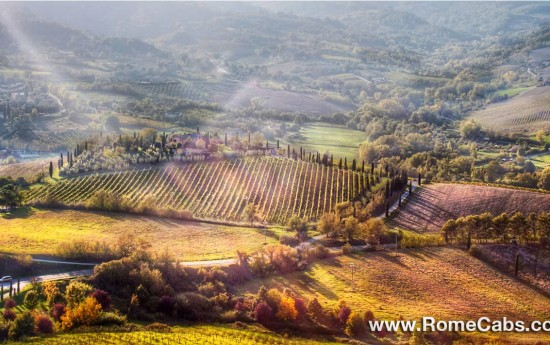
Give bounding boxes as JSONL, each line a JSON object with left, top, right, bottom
{"left": 276, "top": 296, "right": 298, "bottom": 321}
{"left": 61, "top": 297, "right": 102, "bottom": 330}
{"left": 218, "top": 310, "right": 238, "bottom": 323}
{"left": 65, "top": 281, "right": 94, "bottom": 308}
{"left": 337, "top": 303, "right": 351, "bottom": 326}
{"left": 0, "top": 323, "right": 9, "bottom": 342}
{"left": 254, "top": 302, "right": 273, "bottom": 325}
{"left": 346, "top": 312, "right": 366, "bottom": 337}
{"left": 279, "top": 234, "right": 300, "bottom": 246}
{"left": 341, "top": 243, "right": 352, "bottom": 254}
{"left": 157, "top": 295, "right": 176, "bottom": 316}
{"left": 51, "top": 303, "right": 66, "bottom": 321}
{"left": 294, "top": 297, "right": 308, "bottom": 319}
{"left": 3, "top": 308, "right": 16, "bottom": 322}
{"left": 9, "top": 312, "right": 35, "bottom": 340}
{"left": 35, "top": 315, "right": 54, "bottom": 335}
{"left": 23, "top": 290, "right": 39, "bottom": 310}
{"left": 96, "top": 312, "right": 127, "bottom": 326}
{"left": 266, "top": 288, "right": 282, "bottom": 312}
{"left": 92, "top": 289, "right": 112, "bottom": 310}
{"left": 4, "top": 298, "right": 16, "bottom": 309}
{"left": 143, "top": 322, "right": 171, "bottom": 332}
{"left": 174, "top": 292, "right": 211, "bottom": 321}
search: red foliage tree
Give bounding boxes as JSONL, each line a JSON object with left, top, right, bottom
{"left": 35, "top": 315, "right": 54, "bottom": 334}
{"left": 254, "top": 302, "right": 273, "bottom": 325}
{"left": 91, "top": 289, "right": 112, "bottom": 310}
{"left": 51, "top": 303, "right": 66, "bottom": 321}
{"left": 3, "top": 308, "right": 16, "bottom": 322}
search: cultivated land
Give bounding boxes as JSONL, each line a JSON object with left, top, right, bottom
{"left": 280, "top": 123, "right": 366, "bottom": 161}
{"left": 237, "top": 247, "right": 550, "bottom": 342}
{"left": 11, "top": 324, "right": 343, "bottom": 345}
{"left": 470, "top": 86, "right": 550, "bottom": 134}
{"left": 27, "top": 157, "right": 372, "bottom": 224}
{"left": 389, "top": 183, "right": 550, "bottom": 233}
{"left": 0, "top": 208, "right": 284, "bottom": 261}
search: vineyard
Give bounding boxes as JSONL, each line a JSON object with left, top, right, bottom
{"left": 27, "top": 157, "right": 373, "bottom": 223}
{"left": 14, "top": 326, "right": 342, "bottom": 345}
{"left": 132, "top": 81, "right": 208, "bottom": 102}
{"left": 471, "top": 86, "right": 550, "bottom": 133}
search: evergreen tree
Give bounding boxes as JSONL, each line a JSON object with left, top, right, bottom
{"left": 49, "top": 161, "right": 53, "bottom": 178}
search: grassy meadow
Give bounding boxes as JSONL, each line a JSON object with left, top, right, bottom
{"left": 0, "top": 208, "right": 286, "bottom": 261}
{"left": 281, "top": 122, "right": 367, "bottom": 161}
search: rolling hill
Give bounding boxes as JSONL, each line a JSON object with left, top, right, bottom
{"left": 389, "top": 183, "right": 550, "bottom": 233}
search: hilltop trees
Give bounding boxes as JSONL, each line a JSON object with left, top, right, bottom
{"left": 0, "top": 178, "right": 22, "bottom": 210}
{"left": 441, "top": 211, "right": 550, "bottom": 245}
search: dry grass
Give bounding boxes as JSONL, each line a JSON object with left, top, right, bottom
{"left": 0, "top": 208, "right": 284, "bottom": 261}
{"left": 389, "top": 183, "right": 550, "bottom": 233}
{"left": 470, "top": 86, "right": 550, "bottom": 134}
{"left": 237, "top": 247, "right": 550, "bottom": 343}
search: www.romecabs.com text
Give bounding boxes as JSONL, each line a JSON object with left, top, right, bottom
{"left": 369, "top": 317, "right": 550, "bottom": 333}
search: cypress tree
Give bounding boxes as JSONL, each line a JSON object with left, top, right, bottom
{"left": 466, "top": 231, "right": 472, "bottom": 250}
{"left": 344, "top": 157, "right": 347, "bottom": 170}
{"left": 300, "top": 147, "right": 303, "bottom": 160}
{"left": 352, "top": 159, "right": 356, "bottom": 171}
{"left": 330, "top": 154, "right": 333, "bottom": 166}
{"left": 60, "top": 153, "right": 64, "bottom": 167}
{"left": 398, "top": 192, "right": 402, "bottom": 207}
{"left": 361, "top": 160, "right": 365, "bottom": 173}
{"left": 287, "top": 145, "right": 290, "bottom": 158}
{"left": 338, "top": 158, "right": 342, "bottom": 170}
{"left": 366, "top": 175, "right": 371, "bottom": 190}
{"left": 418, "top": 173, "right": 422, "bottom": 186}
{"left": 371, "top": 162, "right": 375, "bottom": 175}
{"left": 49, "top": 161, "right": 53, "bottom": 178}
{"left": 385, "top": 202, "right": 389, "bottom": 217}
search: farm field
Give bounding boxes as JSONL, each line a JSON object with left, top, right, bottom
{"left": 280, "top": 123, "right": 367, "bottom": 160}
{"left": 531, "top": 152, "right": 550, "bottom": 169}
{"left": 12, "top": 324, "right": 343, "bottom": 345}
{"left": 389, "top": 183, "right": 550, "bottom": 233}
{"left": 0, "top": 157, "right": 59, "bottom": 182}
{"left": 470, "top": 86, "right": 550, "bottom": 134}
{"left": 494, "top": 86, "right": 533, "bottom": 97}
{"left": 0, "top": 208, "right": 285, "bottom": 261}
{"left": 237, "top": 247, "right": 550, "bottom": 343}
{"left": 26, "top": 157, "right": 372, "bottom": 224}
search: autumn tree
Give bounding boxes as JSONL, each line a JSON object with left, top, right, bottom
{"left": 243, "top": 202, "right": 257, "bottom": 226}
{"left": 318, "top": 212, "right": 340, "bottom": 237}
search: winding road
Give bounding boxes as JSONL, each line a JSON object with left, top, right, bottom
{"left": 1, "top": 180, "right": 419, "bottom": 296}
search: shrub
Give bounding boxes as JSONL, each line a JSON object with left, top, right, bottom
{"left": 294, "top": 297, "right": 308, "bottom": 319}
{"left": 307, "top": 298, "right": 324, "bottom": 322}
{"left": 346, "top": 312, "right": 366, "bottom": 337}
{"left": 4, "top": 298, "right": 16, "bottom": 309}
{"left": 341, "top": 242, "right": 352, "bottom": 254}
{"left": 157, "top": 295, "right": 176, "bottom": 316}
{"left": 144, "top": 322, "right": 171, "bottom": 332}
{"left": 92, "top": 289, "right": 112, "bottom": 310}
{"left": 197, "top": 282, "right": 217, "bottom": 298}
{"left": 218, "top": 310, "right": 238, "bottom": 323}
{"left": 337, "top": 304, "right": 351, "bottom": 326}
{"left": 276, "top": 296, "right": 298, "bottom": 321}
{"left": 65, "top": 281, "right": 94, "bottom": 308}
{"left": 23, "top": 290, "right": 39, "bottom": 310}
{"left": 35, "top": 315, "right": 54, "bottom": 335}
{"left": 51, "top": 303, "right": 66, "bottom": 321}
{"left": 96, "top": 312, "right": 127, "bottom": 326}
{"left": 266, "top": 288, "right": 282, "bottom": 312}
{"left": 42, "top": 281, "right": 60, "bottom": 305}
{"left": 61, "top": 297, "right": 102, "bottom": 330}
{"left": 174, "top": 292, "right": 211, "bottom": 321}
{"left": 254, "top": 302, "right": 274, "bottom": 325}
{"left": 3, "top": 308, "right": 16, "bottom": 322}
{"left": 279, "top": 234, "right": 300, "bottom": 246}
{"left": 9, "top": 312, "right": 35, "bottom": 340}
{"left": 0, "top": 323, "right": 9, "bottom": 342}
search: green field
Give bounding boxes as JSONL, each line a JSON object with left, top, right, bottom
{"left": 531, "top": 153, "right": 550, "bottom": 169}
{"left": 12, "top": 325, "right": 343, "bottom": 345}
{"left": 0, "top": 208, "right": 286, "bottom": 261}
{"left": 494, "top": 86, "right": 533, "bottom": 97}
{"left": 281, "top": 122, "right": 367, "bottom": 161}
